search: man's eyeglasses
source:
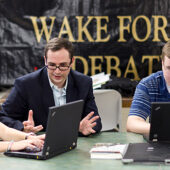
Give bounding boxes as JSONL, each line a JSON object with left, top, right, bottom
{"left": 46, "top": 63, "right": 71, "bottom": 71}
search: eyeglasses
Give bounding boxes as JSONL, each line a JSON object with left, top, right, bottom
{"left": 46, "top": 63, "right": 71, "bottom": 71}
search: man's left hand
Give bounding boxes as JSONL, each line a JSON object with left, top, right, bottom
{"left": 79, "top": 111, "right": 99, "bottom": 135}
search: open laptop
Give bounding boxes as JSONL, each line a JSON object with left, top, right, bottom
{"left": 145, "top": 102, "right": 170, "bottom": 142}
{"left": 4, "top": 100, "right": 84, "bottom": 160}
{"left": 122, "top": 102, "right": 170, "bottom": 164}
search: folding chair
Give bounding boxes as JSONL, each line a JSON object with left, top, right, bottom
{"left": 94, "top": 89, "right": 122, "bottom": 132}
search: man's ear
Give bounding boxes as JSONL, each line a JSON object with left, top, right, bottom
{"left": 70, "top": 57, "right": 75, "bottom": 67}
{"left": 162, "top": 58, "right": 164, "bottom": 66}
{"left": 44, "top": 56, "right": 47, "bottom": 65}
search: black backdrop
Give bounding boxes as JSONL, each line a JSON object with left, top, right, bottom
{"left": 0, "top": 0, "right": 169, "bottom": 96}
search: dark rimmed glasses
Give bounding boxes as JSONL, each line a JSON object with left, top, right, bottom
{"left": 46, "top": 62, "right": 71, "bottom": 71}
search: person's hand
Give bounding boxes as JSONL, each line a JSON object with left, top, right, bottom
{"left": 79, "top": 111, "right": 99, "bottom": 136}
{"left": 27, "top": 134, "right": 46, "bottom": 141}
{"left": 11, "top": 138, "right": 44, "bottom": 151}
{"left": 23, "top": 110, "right": 43, "bottom": 133}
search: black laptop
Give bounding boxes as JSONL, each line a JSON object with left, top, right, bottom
{"left": 122, "top": 102, "right": 170, "bottom": 164}
{"left": 4, "top": 100, "right": 84, "bottom": 160}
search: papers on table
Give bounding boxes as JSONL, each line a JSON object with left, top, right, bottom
{"left": 91, "top": 72, "right": 110, "bottom": 89}
{"left": 89, "top": 143, "right": 126, "bottom": 159}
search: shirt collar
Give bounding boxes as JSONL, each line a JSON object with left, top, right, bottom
{"left": 48, "top": 75, "right": 67, "bottom": 96}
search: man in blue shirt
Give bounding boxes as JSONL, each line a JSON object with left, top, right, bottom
{"left": 127, "top": 41, "right": 170, "bottom": 134}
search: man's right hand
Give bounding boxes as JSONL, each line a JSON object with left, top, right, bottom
{"left": 23, "top": 110, "right": 43, "bottom": 133}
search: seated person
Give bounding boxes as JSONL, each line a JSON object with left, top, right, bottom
{"left": 0, "top": 122, "right": 45, "bottom": 152}
{"left": 127, "top": 40, "right": 170, "bottom": 134}
{"left": 0, "top": 37, "right": 102, "bottom": 136}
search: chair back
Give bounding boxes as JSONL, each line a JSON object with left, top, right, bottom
{"left": 94, "top": 89, "right": 122, "bottom": 132}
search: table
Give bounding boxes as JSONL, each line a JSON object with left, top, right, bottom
{"left": 0, "top": 132, "right": 169, "bottom": 170}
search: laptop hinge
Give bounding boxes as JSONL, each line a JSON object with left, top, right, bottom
{"left": 165, "top": 159, "right": 170, "bottom": 165}
{"left": 122, "top": 159, "right": 134, "bottom": 164}
{"left": 152, "top": 139, "right": 158, "bottom": 142}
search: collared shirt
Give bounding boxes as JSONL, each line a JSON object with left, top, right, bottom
{"left": 48, "top": 76, "right": 67, "bottom": 107}
{"left": 129, "top": 71, "right": 170, "bottom": 120}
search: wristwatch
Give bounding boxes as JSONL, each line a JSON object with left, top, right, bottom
{"left": 25, "top": 132, "right": 36, "bottom": 140}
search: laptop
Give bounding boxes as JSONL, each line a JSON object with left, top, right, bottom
{"left": 145, "top": 102, "right": 170, "bottom": 142}
{"left": 122, "top": 102, "right": 170, "bottom": 164}
{"left": 4, "top": 100, "right": 84, "bottom": 160}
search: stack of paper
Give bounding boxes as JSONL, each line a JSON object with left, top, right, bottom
{"left": 89, "top": 143, "right": 126, "bottom": 159}
{"left": 91, "top": 72, "right": 110, "bottom": 89}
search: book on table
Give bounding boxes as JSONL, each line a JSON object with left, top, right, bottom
{"left": 89, "top": 143, "right": 126, "bottom": 159}
{"left": 91, "top": 72, "right": 110, "bottom": 89}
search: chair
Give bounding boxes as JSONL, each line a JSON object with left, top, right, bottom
{"left": 0, "top": 99, "right": 5, "bottom": 111}
{"left": 93, "top": 89, "right": 122, "bottom": 132}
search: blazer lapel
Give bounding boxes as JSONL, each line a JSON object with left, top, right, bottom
{"left": 66, "top": 71, "right": 78, "bottom": 103}
{"left": 41, "top": 68, "right": 55, "bottom": 112}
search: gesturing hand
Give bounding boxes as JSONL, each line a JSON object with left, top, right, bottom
{"left": 23, "top": 110, "right": 43, "bottom": 133}
{"left": 79, "top": 111, "right": 99, "bottom": 136}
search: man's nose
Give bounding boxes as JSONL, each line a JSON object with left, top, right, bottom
{"left": 54, "top": 67, "right": 61, "bottom": 73}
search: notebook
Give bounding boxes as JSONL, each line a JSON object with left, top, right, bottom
{"left": 122, "top": 102, "right": 170, "bottom": 164}
{"left": 4, "top": 100, "right": 84, "bottom": 160}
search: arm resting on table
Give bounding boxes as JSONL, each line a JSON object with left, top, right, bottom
{"left": 126, "top": 115, "right": 150, "bottom": 135}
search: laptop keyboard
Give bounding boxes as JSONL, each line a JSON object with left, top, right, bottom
{"left": 24, "top": 147, "right": 42, "bottom": 153}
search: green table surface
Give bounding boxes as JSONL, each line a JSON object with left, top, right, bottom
{"left": 0, "top": 132, "right": 169, "bottom": 170}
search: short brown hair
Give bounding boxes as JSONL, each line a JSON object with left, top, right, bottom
{"left": 44, "top": 38, "right": 74, "bottom": 61}
{"left": 162, "top": 40, "right": 170, "bottom": 61}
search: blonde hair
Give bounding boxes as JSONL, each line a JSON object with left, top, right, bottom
{"left": 162, "top": 40, "right": 170, "bottom": 61}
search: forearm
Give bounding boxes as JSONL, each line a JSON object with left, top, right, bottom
{"left": 0, "top": 114, "right": 24, "bottom": 130}
{"left": 126, "top": 116, "right": 150, "bottom": 134}
{"left": 0, "top": 123, "right": 26, "bottom": 141}
{"left": 0, "top": 141, "right": 11, "bottom": 152}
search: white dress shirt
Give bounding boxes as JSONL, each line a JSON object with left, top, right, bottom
{"left": 48, "top": 76, "right": 67, "bottom": 106}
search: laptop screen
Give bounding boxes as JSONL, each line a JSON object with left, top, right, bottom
{"left": 42, "top": 100, "right": 84, "bottom": 158}
{"left": 149, "top": 102, "right": 170, "bottom": 141}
